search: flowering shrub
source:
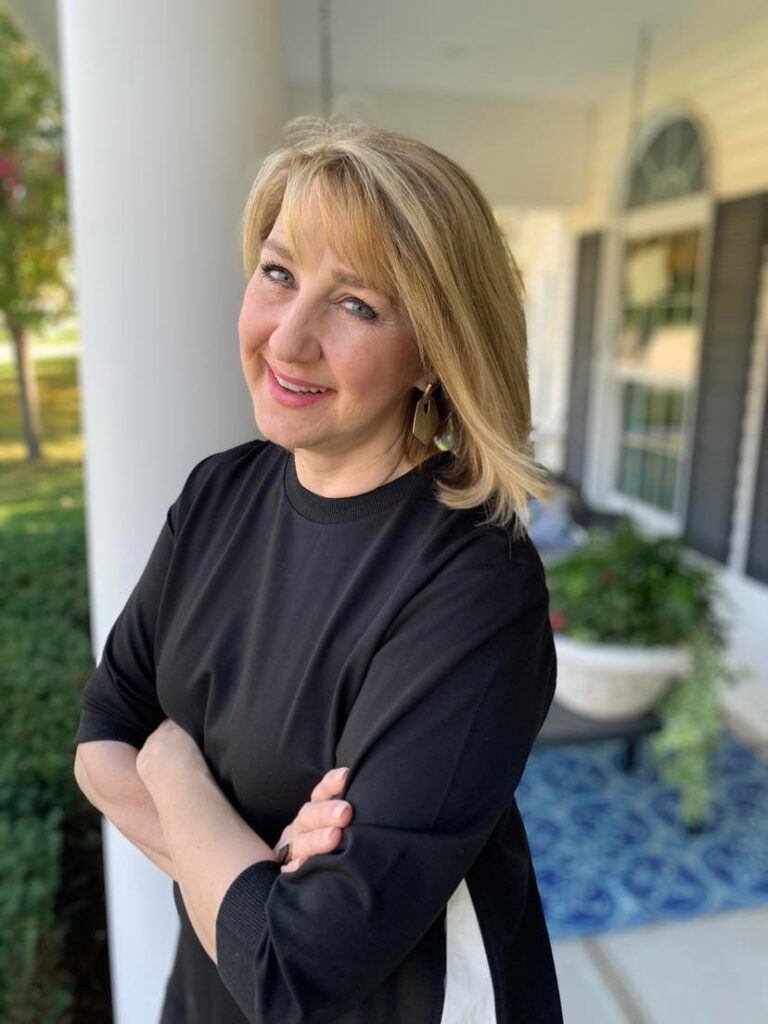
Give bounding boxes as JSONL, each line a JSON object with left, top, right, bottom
{"left": 545, "top": 517, "right": 723, "bottom": 647}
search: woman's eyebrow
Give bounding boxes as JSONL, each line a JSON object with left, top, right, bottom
{"left": 261, "top": 238, "right": 368, "bottom": 290}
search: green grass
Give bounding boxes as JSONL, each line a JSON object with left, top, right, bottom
{"left": 0, "top": 355, "right": 85, "bottom": 533}
{"left": 0, "top": 322, "right": 80, "bottom": 348}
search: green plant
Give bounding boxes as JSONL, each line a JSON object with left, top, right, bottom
{"left": 546, "top": 517, "right": 742, "bottom": 828}
{"left": 648, "top": 625, "right": 739, "bottom": 829}
{"left": 0, "top": 522, "right": 93, "bottom": 1021}
{"left": 0, "top": 450, "right": 99, "bottom": 1020}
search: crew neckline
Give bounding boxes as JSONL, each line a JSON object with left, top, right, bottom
{"left": 283, "top": 448, "right": 454, "bottom": 523}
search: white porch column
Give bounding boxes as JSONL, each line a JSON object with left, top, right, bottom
{"left": 56, "top": 2, "right": 285, "bottom": 1020}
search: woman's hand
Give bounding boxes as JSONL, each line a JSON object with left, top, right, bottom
{"left": 274, "top": 767, "right": 354, "bottom": 874}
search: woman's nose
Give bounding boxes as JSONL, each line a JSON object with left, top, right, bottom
{"left": 268, "top": 302, "right": 323, "bottom": 363}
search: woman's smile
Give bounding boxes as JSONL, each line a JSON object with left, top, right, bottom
{"left": 265, "top": 361, "right": 336, "bottom": 408}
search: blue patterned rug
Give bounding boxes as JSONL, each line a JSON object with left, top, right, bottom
{"left": 516, "top": 727, "right": 768, "bottom": 940}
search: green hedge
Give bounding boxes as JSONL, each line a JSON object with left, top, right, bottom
{"left": 0, "top": 518, "right": 97, "bottom": 1022}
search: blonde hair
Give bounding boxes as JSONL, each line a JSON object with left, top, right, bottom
{"left": 241, "top": 116, "right": 551, "bottom": 539}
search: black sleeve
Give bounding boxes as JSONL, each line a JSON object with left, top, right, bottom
{"left": 215, "top": 558, "right": 557, "bottom": 1024}
{"left": 73, "top": 453, "right": 217, "bottom": 751}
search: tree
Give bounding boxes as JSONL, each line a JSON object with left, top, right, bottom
{"left": 0, "top": 3, "right": 72, "bottom": 461}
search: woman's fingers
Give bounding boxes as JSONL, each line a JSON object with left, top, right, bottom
{"left": 274, "top": 766, "right": 350, "bottom": 849}
{"left": 296, "top": 796, "right": 353, "bottom": 832}
{"left": 281, "top": 799, "right": 354, "bottom": 867}
{"left": 282, "top": 855, "right": 306, "bottom": 872}
{"left": 279, "top": 823, "right": 344, "bottom": 873}
{"left": 309, "top": 765, "right": 350, "bottom": 803}
{"left": 280, "top": 823, "right": 343, "bottom": 871}
{"left": 278, "top": 767, "right": 353, "bottom": 873}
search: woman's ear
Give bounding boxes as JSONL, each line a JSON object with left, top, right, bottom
{"left": 414, "top": 366, "right": 437, "bottom": 393}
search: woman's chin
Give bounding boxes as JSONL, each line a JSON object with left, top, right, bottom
{"left": 252, "top": 411, "right": 315, "bottom": 450}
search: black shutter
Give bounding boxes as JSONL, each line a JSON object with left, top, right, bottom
{"left": 684, "top": 193, "right": 768, "bottom": 563}
{"left": 747, "top": 262, "right": 768, "bottom": 582}
{"left": 563, "top": 232, "right": 601, "bottom": 489}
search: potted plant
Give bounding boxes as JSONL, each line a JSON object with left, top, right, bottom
{"left": 544, "top": 516, "right": 742, "bottom": 829}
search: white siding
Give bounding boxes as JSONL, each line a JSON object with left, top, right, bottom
{"left": 566, "top": 13, "right": 768, "bottom": 233}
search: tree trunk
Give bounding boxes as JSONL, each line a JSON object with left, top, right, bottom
{"left": 10, "top": 321, "right": 42, "bottom": 461}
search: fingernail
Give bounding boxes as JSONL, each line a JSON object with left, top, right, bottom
{"left": 325, "top": 827, "right": 336, "bottom": 839}
{"left": 335, "top": 767, "right": 350, "bottom": 779}
{"left": 333, "top": 802, "right": 347, "bottom": 819}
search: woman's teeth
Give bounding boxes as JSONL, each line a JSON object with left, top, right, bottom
{"left": 275, "top": 373, "right": 328, "bottom": 394}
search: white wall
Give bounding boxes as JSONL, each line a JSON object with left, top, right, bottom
{"left": 495, "top": 207, "right": 578, "bottom": 473}
{"left": 566, "top": 13, "right": 768, "bottom": 233}
{"left": 287, "top": 82, "right": 595, "bottom": 209}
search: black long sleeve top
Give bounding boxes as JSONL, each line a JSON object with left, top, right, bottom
{"left": 73, "top": 438, "right": 563, "bottom": 1024}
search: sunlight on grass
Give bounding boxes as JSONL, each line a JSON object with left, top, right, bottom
{"left": 0, "top": 320, "right": 79, "bottom": 347}
{"left": 0, "top": 354, "right": 86, "bottom": 533}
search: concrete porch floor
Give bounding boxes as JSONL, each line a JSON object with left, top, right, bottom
{"left": 551, "top": 707, "right": 768, "bottom": 1022}
{"left": 552, "top": 903, "right": 768, "bottom": 1022}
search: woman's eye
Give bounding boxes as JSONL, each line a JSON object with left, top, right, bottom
{"left": 259, "top": 261, "right": 292, "bottom": 286}
{"left": 342, "top": 297, "right": 378, "bottom": 321}
{"left": 258, "top": 261, "right": 379, "bottom": 322}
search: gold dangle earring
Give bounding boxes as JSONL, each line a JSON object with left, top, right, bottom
{"left": 411, "top": 381, "right": 440, "bottom": 446}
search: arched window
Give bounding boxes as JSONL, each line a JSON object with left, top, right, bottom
{"left": 627, "top": 117, "right": 706, "bottom": 208}
{"left": 612, "top": 117, "right": 709, "bottom": 517}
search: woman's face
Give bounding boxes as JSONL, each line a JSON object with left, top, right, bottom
{"left": 238, "top": 186, "right": 429, "bottom": 461}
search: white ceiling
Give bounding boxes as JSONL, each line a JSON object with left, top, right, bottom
{"left": 280, "top": 0, "right": 768, "bottom": 105}
{"left": 8, "top": 0, "right": 768, "bottom": 108}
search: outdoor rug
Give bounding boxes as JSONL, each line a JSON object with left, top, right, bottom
{"left": 516, "top": 727, "right": 768, "bottom": 940}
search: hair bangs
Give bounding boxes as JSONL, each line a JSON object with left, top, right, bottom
{"left": 277, "top": 163, "right": 399, "bottom": 305}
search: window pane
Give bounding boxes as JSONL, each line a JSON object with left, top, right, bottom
{"left": 626, "top": 117, "right": 705, "bottom": 208}
{"left": 617, "top": 229, "right": 700, "bottom": 380}
{"left": 616, "top": 382, "right": 685, "bottom": 513}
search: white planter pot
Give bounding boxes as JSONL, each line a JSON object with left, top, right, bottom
{"left": 553, "top": 633, "right": 692, "bottom": 720}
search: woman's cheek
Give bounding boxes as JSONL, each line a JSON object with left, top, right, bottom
{"left": 239, "top": 302, "right": 271, "bottom": 354}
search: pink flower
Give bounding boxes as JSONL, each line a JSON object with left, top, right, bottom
{"left": 0, "top": 152, "right": 21, "bottom": 190}
{"left": 549, "top": 610, "right": 566, "bottom": 631}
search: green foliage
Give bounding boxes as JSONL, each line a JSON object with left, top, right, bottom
{"left": 0, "top": 814, "right": 75, "bottom": 1024}
{"left": 0, "top": 517, "right": 95, "bottom": 1020}
{"left": 0, "top": 529, "right": 91, "bottom": 820}
{"left": 0, "top": 4, "right": 72, "bottom": 333}
{"left": 547, "top": 517, "right": 742, "bottom": 828}
{"left": 648, "top": 626, "right": 740, "bottom": 828}
{"left": 0, "top": 349, "right": 99, "bottom": 1018}
{"left": 546, "top": 517, "right": 722, "bottom": 646}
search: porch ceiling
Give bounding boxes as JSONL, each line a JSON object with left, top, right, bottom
{"left": 8, "top": 0, "right": 767, "bottom": 107}
{"left": 280, "top": 0, "right": 767, "bottom": 104}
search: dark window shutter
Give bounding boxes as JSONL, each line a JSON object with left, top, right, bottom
{"left": 564, "top": 232, "right": 601, "bottom": 489}
{"left": 747, "top": 287, "right": 768, "bottom": 583}
{"left": 684, "top": 193, "right": 768, "bottom": 563}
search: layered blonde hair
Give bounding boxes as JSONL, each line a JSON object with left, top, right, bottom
{"left": 241, "top": 115, "right": 551, "bottom": 538}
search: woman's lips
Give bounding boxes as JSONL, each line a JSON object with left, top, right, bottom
{"left": 266, "top": 364, "right": 335, "bottom": 408}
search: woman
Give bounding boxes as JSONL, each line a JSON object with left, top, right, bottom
{"left": 73, "top": 116, "right": 563, "bottom": 1023}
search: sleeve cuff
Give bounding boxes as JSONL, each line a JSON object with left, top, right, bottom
{"left": 73, "top": 708, "right": 147, "bottom": 750}
{"left": 216, "top": 859, "right": 282, "bottom": 1005}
